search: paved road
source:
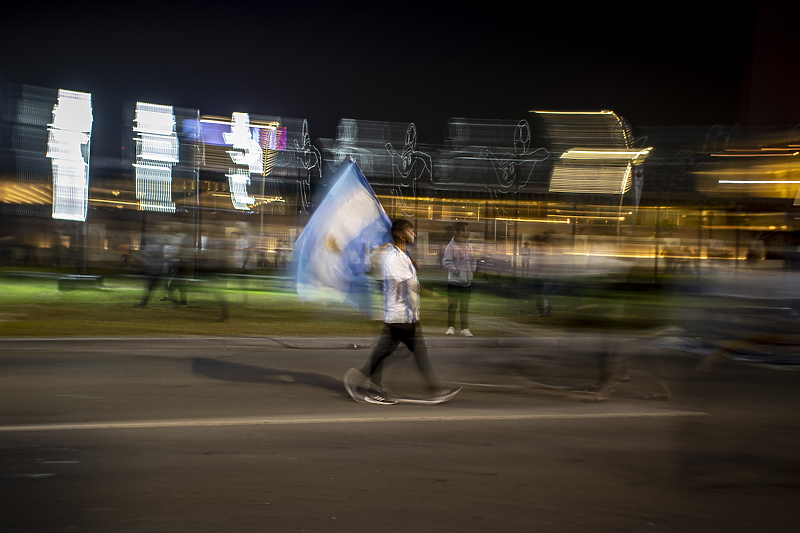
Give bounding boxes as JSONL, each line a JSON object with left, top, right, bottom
{"left": 1, "top": 337, "right": 798, "bottom": 532}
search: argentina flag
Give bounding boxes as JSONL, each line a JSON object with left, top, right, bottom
{"left": 293, "top": 157, "right": 392, "bottom": 313}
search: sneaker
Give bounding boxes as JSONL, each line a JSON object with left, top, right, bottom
{"left": 460, "top": 328, "right": 473, "bottom": 337}
{"left": 445, "top": 327, "right": 455, "bottom": 335}
{"left": 365, "top": 392, "right": 396, "bottom": 405}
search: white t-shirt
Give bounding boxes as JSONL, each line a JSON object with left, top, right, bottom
{"left": 383, "top": 246, "right": 419, "bottom": 324}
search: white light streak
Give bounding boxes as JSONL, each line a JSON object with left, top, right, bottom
{"left": 560, "top": 149, "right": 651, "bottom": 160}
{"left": 47, "top": 89, "right": 92, "bottom": 221}
{"left": 223, "top": 112, "right": 262, "bottom": 210}
{"left": 134, "top": 102, "right": 178, "bottom": 212}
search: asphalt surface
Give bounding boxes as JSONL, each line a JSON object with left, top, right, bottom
{"left": 1, "top": 335, "right": 799, "bottom": 532}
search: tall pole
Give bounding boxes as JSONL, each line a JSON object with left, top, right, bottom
{"left": 697, "top": 205, "right": 703, "bottom": 280}
{"left": 512, "top": 191, "right": 519, "bottom": 283}
{"left": 735, "top": 202, "right": 741, "bottom": 270}
{"left": 82, "top": 220, "right": 88, "bottom": 274}
{"left": 572, "top": 197, "right": 577, "bottom": 250}
{"left": 193, "top": 110, "right": 203, "bottom": 278}
{"left": 654, "top": 201, "right": 660, "bottom": 282}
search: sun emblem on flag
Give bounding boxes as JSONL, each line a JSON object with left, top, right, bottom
{"left": 325, "top": 235, "right": 341, "bottom": 254}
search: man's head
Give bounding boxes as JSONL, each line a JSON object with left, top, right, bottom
{"left": 454, "top": 221, "right": 469, "bottom": 243}
{"left": 392, "top": 219, "right": 415, "bottom": 245}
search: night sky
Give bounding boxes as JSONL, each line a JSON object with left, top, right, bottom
{"left": 0, "top": 2, "right": 768, "bottom": 158}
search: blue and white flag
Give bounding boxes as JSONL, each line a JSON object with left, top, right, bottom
{"left": 293, "top": 157, "right": 392, "bottom": 313}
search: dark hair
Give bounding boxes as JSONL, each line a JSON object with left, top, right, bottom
{"left": 391, "top": 219, "right": 413, "bottom": 241}
{"left": 454, "top": 221, "right": 468, "bottom": 233}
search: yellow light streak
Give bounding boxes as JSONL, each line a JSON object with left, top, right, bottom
{"left": 200, "top": 116, "right": 280, "bottom": 129}
{"left": 89, "top": 198, "right": 140, "bottom": 207}
{"left": 705, "top": 226, "right": 789, "bottom": 231}
{"left": 723, "top": 148, "right": 799, "bottom": 152}
{"left": 530, "top": 110, "right": 614, "bottom": 115}
{"left": 711, "top": 152, "right": 798, "bottom": 157}
{"left": 718, "top": 180, "right": 800, "bottom": 184}
{"left": 252, "top": 195, "right": 285, "bottom": 203}
{"left": 209, "top": 193, "right": 285, "bottom": 203}
{"left": 560, "top": 149, "right": 651, "bottom": 160}
{"left": 694, "top": 169, "right": 800, "bottom": 175}
{"left": 494, "top": 217, "right": 570, "bottom": 224}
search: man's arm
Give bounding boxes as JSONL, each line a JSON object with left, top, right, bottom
{"left": 442, "top": 243, "right": 460, "bottom": 277}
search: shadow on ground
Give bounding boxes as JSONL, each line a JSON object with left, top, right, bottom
{"left": 191, "top": 357, "right": 349, "bottom": 397}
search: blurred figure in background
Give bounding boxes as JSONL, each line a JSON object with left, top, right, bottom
{"left": 200, "top": 226, "right": 231, "bottom": 322}
{"left": 118, "top": 241, "right": 131, "bottom": 268}
{"left": 532, "top": 233, "right": 553, "bottom": 317}
{"left": 232, "top": 227, "right": 254, "bottom": 306}
{"left": 520, "top": 240, "right": 531, "bottom": 277}
{"left": 133, "top": 228, "right": 167, "bottom": 309}
{"left": 274, "top": 239, "right": 288, "bottom": 270}
{"left": 443, "top": 222, "right": 476, "bottom": 337}
{"left": 163, "top": 231, "right": 193, "bottom": 308}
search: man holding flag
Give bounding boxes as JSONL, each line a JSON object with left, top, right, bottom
{"left": 356, "top": 218, "right": 457, "bottom": 404}
{"left": 293, "top": 158, "right": 457, "bottom": 404}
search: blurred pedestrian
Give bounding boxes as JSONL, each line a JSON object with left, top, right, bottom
{"left": 201, "top": 228, "right": 231, "bottom": 322}
{"left": 532, "top": 233, "right": 553, "bottom": 317}
{"left": 443, "top": 221, "right": 476, "bottom": 337}
{"left": 133, "top": 228, "right": 167, "bottom": 308}
{"left": 232, "top": 228, "right": 254, "bottom": 306}
{"left": 164, "top": 231, "right": 193, "bottom": 307}
{"left": 520, "top": 240, "right": 531, "bottom": 277}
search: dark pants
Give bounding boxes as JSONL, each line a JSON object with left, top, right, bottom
{"left": 532, "top": 279, "right": 553, "bottom": 316}
{"left": 447, "top": 284, "right": 472, "bottom": 330}
{"left": 167, "top": 263, "right": 190, "bottom": 304}
{"left": 362, "top": 323, "right": 439, "bottom": 391}
{"left": 138, "top": 272, "right": 164, "bottom": 306}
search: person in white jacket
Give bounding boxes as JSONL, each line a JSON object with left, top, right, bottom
{"left": 442, "top": 222, "right": 477, "bottom": 336}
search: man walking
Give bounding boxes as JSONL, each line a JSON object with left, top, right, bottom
{"left": 358, "top": 219, "right": 454, "bottom": 404}
{"left": 443, "top": 221, "right": 477, "bottom": 337}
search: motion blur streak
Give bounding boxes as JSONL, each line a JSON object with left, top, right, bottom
{"left": 47, "top": 89, "right": 92, "bottom": 221}
{"left": 0, "top": 410, "right": 711, "bottom": 432}
{"left": 133, "top": 102, "right": 178, "bottom": 213}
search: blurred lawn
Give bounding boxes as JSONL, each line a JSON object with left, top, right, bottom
{"left": 0, "top": 270, "right": 672, "bottom": 338}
